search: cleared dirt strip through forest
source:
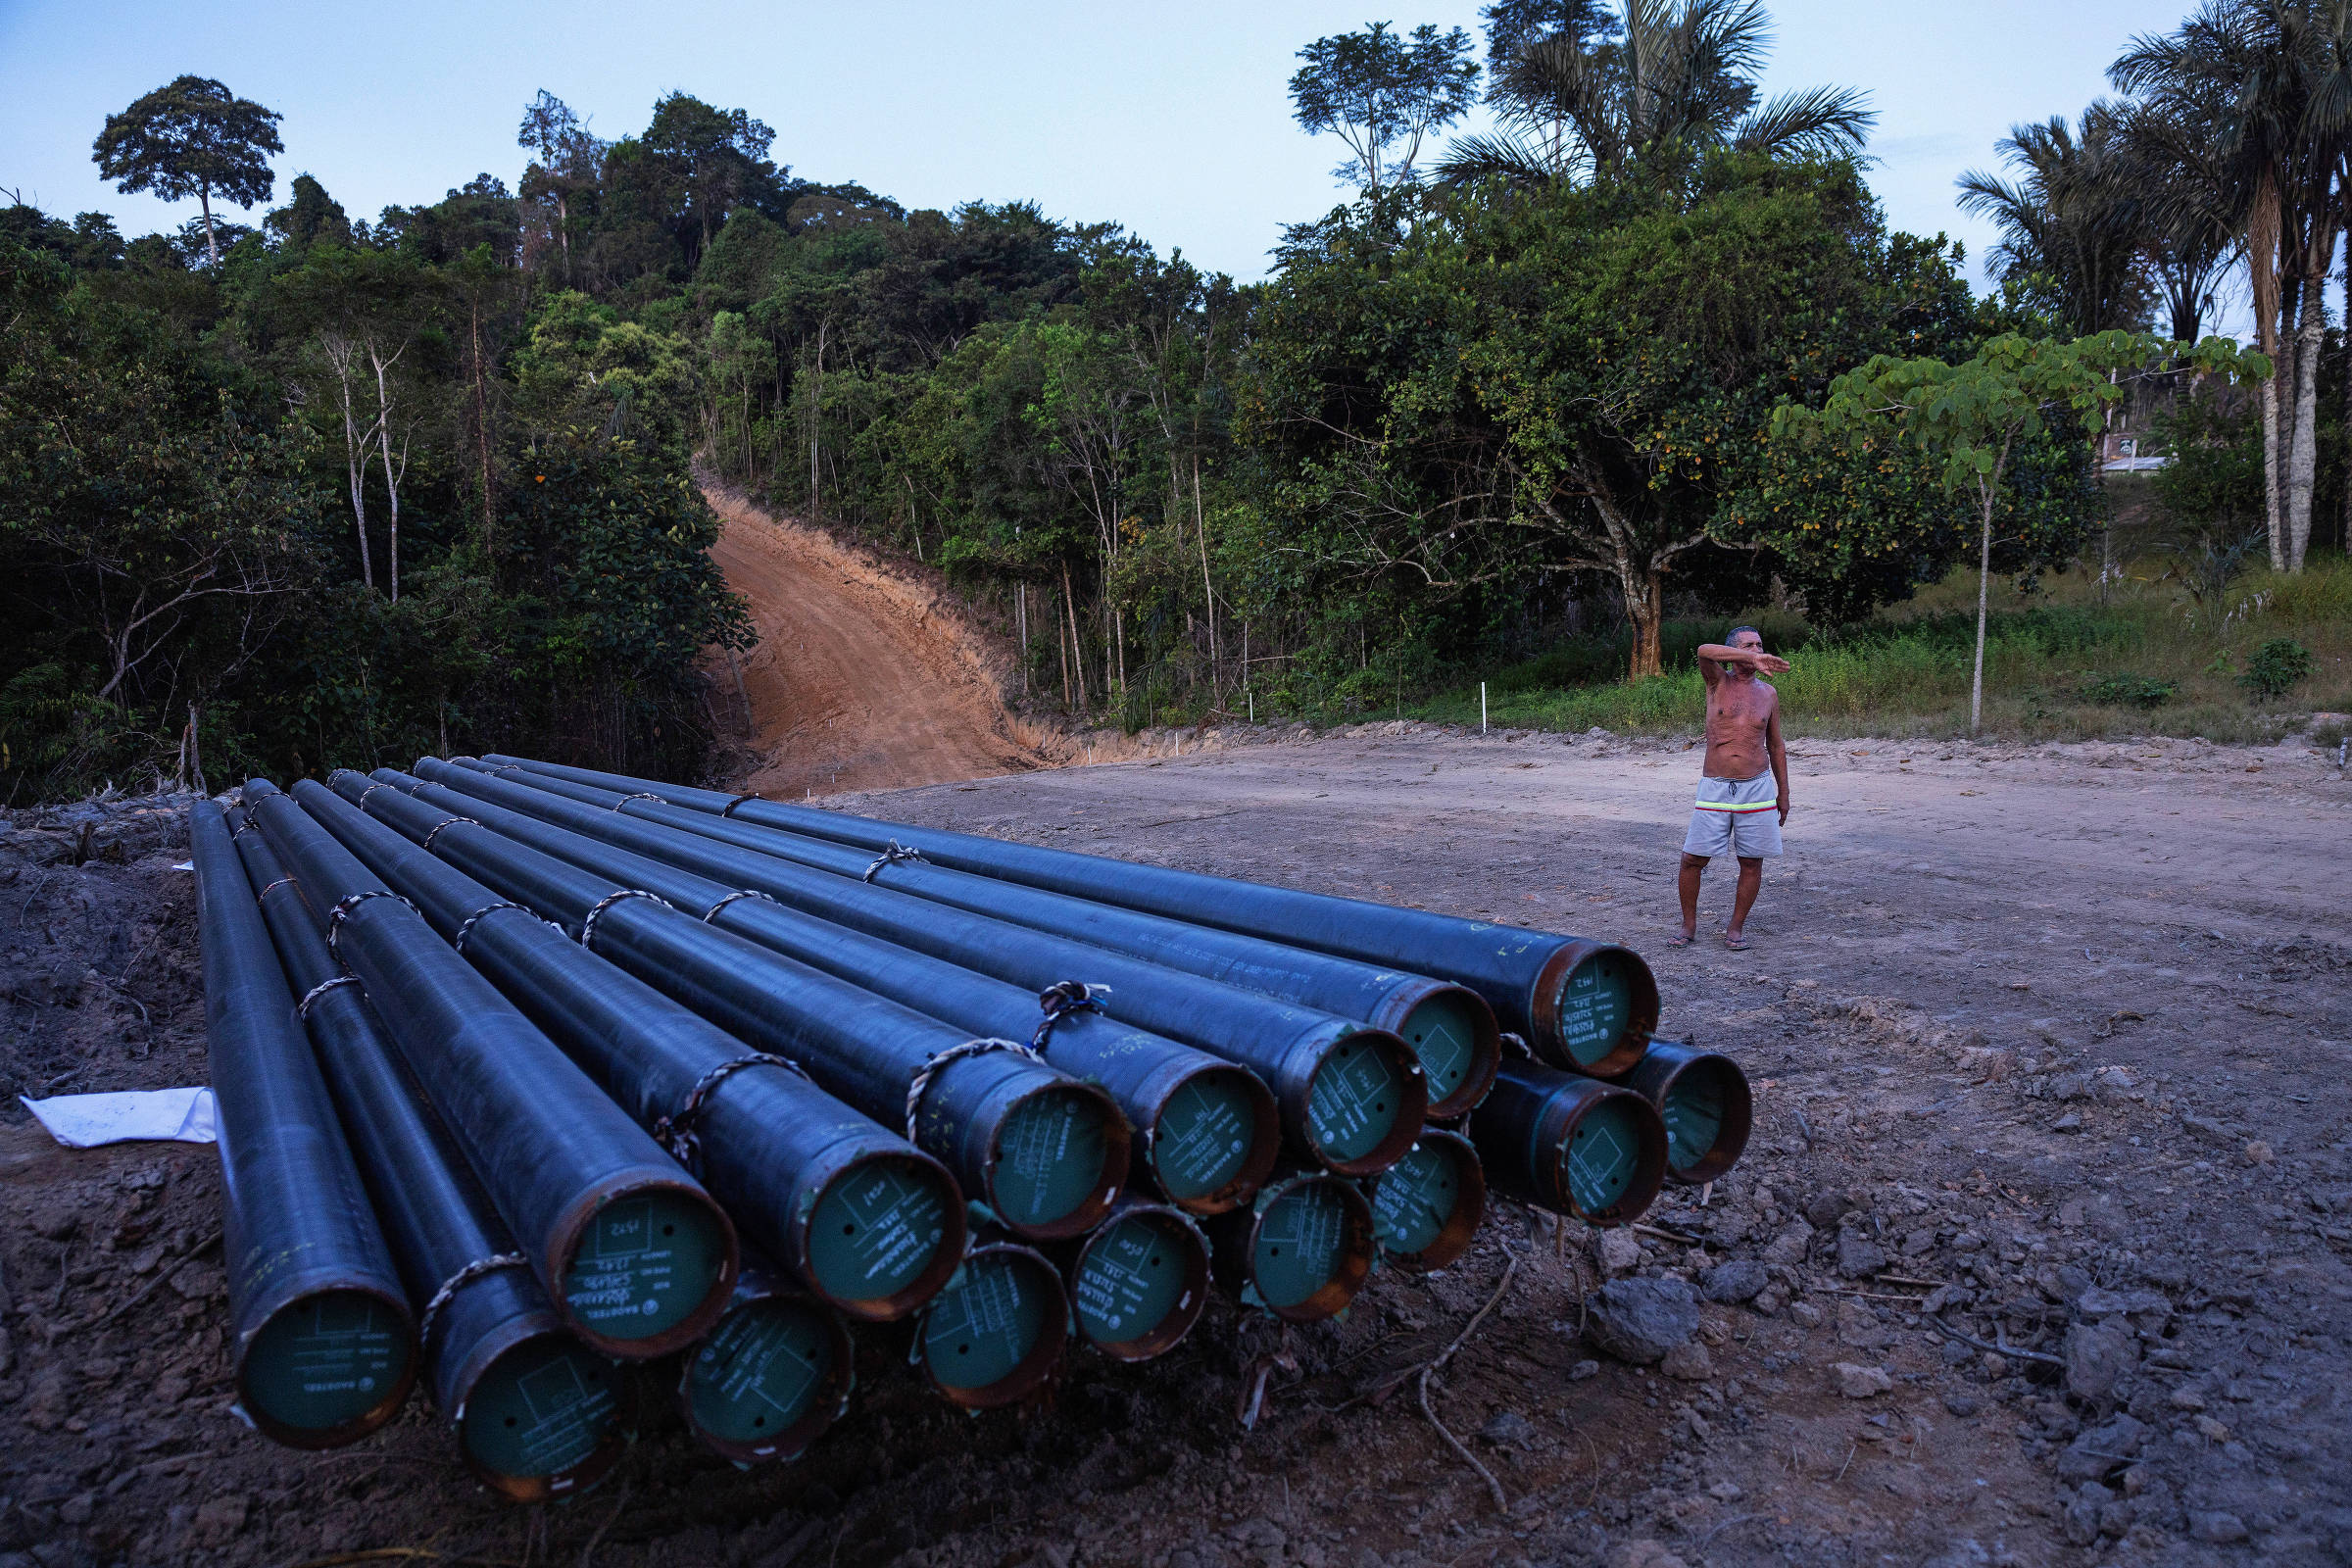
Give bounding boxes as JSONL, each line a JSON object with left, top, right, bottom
{"left": 702, "top": 483, "right": 1050, "bottom": 799}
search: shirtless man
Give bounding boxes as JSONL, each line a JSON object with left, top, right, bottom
{"left": 1672, "top": 625, "right": 1790, "bottom": 951}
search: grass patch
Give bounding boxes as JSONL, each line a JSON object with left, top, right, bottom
{"left": 1417, "top": 554, "right": 2352, "bottom": 742}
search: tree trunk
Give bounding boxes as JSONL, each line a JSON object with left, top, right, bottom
{"left": 1623, "top": 569, "right": 1666, "bottom": 679}
{"left": 1971, "top": 483, "right": 1994, "bottom": 735}
{"left": 1194, "top": 456, "right": 1217, "bottom": 700}
{"left": 199, "top": 187, "right": 218, "bottom": 268}
{"left": 1062, "top": 561, "right": 1090, "bottom": 716}
{"left": 2249, "top": 181, "right": 2286, "bottom": 569}
{"left": 2284, "top": 248, "right": 2331, "bottom": 571}
{"left": 470, "top": 301, "right": 495, "bottom": 557}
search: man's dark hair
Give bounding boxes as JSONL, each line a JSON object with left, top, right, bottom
{"left": 1727, "top": 624, "right": 1762, "bottom": 643}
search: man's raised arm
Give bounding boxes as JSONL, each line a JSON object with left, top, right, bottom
{"left": 1697, "top": 644, "right": 1791, "bottom": 678}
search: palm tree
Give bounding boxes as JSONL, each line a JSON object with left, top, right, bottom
{"left": 1956, "top": 104, "right": 2155, "bottom": 338}
{"left": 1437, "top": 0, "right": 1874, "bottom": 188}
{"left": 2114, "top": 92, "right": 2242, "bottom": 345}
{"left": 2113, "top": 1, "right": 2345, "bottom": 572}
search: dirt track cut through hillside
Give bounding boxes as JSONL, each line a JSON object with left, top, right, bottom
{"left": 704, "top": 484, "right": 1044, "bottom": 798}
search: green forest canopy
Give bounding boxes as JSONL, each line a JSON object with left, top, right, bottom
{"left": 7, "top": 6, "right": 2217, "bottom": 802}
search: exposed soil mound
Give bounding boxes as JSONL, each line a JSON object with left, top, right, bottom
{"left": 702, "top": 483, "right": 1052, "bottom": 798}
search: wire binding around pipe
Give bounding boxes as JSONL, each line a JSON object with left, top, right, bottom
{"left": 294, "top": 974, "right": 362, "bottom": 1019}
{"left": 420, "top": 816, "right": 481, "bottom": 853}
{"left": 1030, "top": 981, "right": 1112, "bottom": 1054}
{"left": 576, "top": 889, "right": 676, "bottom": 953}
{"left": 702, "top": 888, "right": 776, "bottom": 922}
{"left": 651, "top": 1053, "right": 809, "bottom": 1167}
{"left": 720, "top": 794, "right": 760, "bottom": 817}
{"left": 903, "top": 1038, "right": 1042, "bottom": 1142}
{"left": 612, "top": 792, "right": 665, "bottom": 810}
{"left": 325, "top": 889, "right": 420, "bottom": 970}
{"left": 258, "top": 876, "right": 298, "bottom": 899}
{"left": 861, "top": 841, "right": 929, "bottom": 882}
{"left": 451, "top": 900, "right": 565, "bottom": 955}
{"left": 416, "top": 1252, "right": 530, "bottom": 1361}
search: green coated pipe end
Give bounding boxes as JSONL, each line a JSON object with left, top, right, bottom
{"left": 1557, "top": 1091, "right": 1668, "bottom": 1226}
{"left": 238, "top": 1287, "right": 416, "bottom": 1449}
{"left": 1069, "top": 1205, "right": 1209, "bottom": 1361}
{"left": 558, "top": 1185, "right": 737, "bottom": 1357}
{"left": 803, "top": 1152, "right": 962, "bottom": 1322}
{"left": 681, "top": 1293, "right": 853, "bottom": 1463}
{"left": 457, "top": 1336, "right": 626, "bottom": 1500}
{"left": 1366, "top": 1128, "right": 1487, "bottom": 1272}
{"left": 917, "top": 1244, "right": 1068, "bottom": 1408}
{"left": 1147, "top": 1065, "right": 1280, "bottom": 1215}
{"left": 1239, "top": 1174, "right": 1374, "bottom": 1323}
{"left": 985, "top": 1084, "right": 1130, "bottom": 1242}
{"left": 1303, "top": 1030, "right": 1425, "bottom": 1175}
{"left": 1396, "top": 988, "right": 1501, "bottom": 1120}
{"left": 1543, "top": 946, "right": 1659, "bottom": 1077}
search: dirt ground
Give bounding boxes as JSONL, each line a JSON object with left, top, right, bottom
{"left": 2, "top": 726, "right": 2348, "bottom": 1567}
{"left": 700, "top": 482, "right": 1052, "bottom": 799}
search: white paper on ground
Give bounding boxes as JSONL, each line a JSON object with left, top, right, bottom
{"left": 19, "top": 1087, "right": 217, "bottom": 1147}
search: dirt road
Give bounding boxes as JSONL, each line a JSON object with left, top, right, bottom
{"left": 703, "top": 484, "right": 1045, "bottom": 798}
{"left": 4, "top": 728, "right": 2349, "bottom": 1567}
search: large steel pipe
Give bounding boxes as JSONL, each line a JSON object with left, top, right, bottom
{"left": 677, "top": 1260, "right": 855, "bottom": 1464}
{"left": 913, "top": 1231, "right": 1069, "bottom": 1409}
{"left": 231, "top": 823, "right": 624, "bottom": 1499}
{"left": 459, "top": 762, "right": 1498, "bottom": 1117}
{"left": 1363, "top": 1127, "right": 1487, "bottom": 1273}
{"left": 322, "top": 774, "right": 1127, "bottom": 1242}
{"left": 1468, "top": 1060, "right": 1666, "bottom": 1226}
{"left": 370, "top": 767, "right": 1274, "bottom": 1215}
{"left": 302, "top": 776, "right": 962, "bottom": 1319}
{"left": 1618, "top": 1038, "right": 1753, "bottom": 1185}
{"left": 190, "top": 801, "right": 416, "bottom": 1448}
{"left": 1202, "top": 1171, "right": 1375, "bottom": 1324}
{"left": 238, "top": 780, "right": 737, "bottom": 1358}
{"left": 1058, "top": 1200, "right": 1210, "bottom": 1362}
{"left": 479, "top": 755, "right": 1657, "bottom": 1076}
{"left": 419, "top": 761, "right": 1424, "bottom": 1177}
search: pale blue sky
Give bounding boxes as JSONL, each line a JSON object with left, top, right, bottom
{"left": 3, "top": 0, "right": 2195, "bottom": 296}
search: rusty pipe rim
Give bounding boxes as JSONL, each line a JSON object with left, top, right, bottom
{"left": 980, "top": 1077, "right": 1133, "bottom": 1243}
{"left": 1141, "top": 1061, "right": 1282, "bottom": 1217}
{"left": 544, "top": 1175, "right": 740, "bottom": 1359}
{"left": 1367, "top": 1127, "right": 1488, "bottom": 1274}
{"left": 1528, "top": 941, "right": 1659, "bottom": 1079}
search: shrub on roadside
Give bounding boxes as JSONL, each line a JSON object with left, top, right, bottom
{"left": 2241, "top": 638, "right": 2313, "bottom": 700}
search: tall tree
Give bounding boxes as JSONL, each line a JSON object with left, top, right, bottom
{"left": 1776, "top": 331, "right": 2266, "bottom": 732}
{"left": 91, "top": 76, "right": 281, "bottom": 268}
{"left": 1955, "top": 105, "right": 2154, "bottom": 337}
{"left": 1441, "top": 0, "right": 1872, "bottom": 187}
{"left": 518, "top": 90, "right": 607, "bottom": 282}
{"left": 2114, "top": 2, "right": 2343, "bottom": 571}
{"left": 1289, "top": 22, "right": 1482, "bottom": 193}
{"left": 643, "top": 93, "right": 783, "bottom": 266}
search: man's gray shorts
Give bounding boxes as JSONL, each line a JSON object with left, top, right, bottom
{"left": 1682, "top": 771, "right": 1782, "bottom": 858}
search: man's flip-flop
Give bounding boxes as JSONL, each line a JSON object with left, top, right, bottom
{"left": 1723, "top": 933, "right": 1749, "bottom": 951}
{"left": 1667, "top": 933, "right": 1695, "bottom": 948}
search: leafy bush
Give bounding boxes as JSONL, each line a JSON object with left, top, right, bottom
{"left": 2240, "top": 637, "right": 2313, "bottom": 700}
{"left": 2081, "top": 673, "right": 2177, "bottom": 710}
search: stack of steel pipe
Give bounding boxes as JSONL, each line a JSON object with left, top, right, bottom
{"left": 191, "top": 757, "right": 1751, "bottom": 1494}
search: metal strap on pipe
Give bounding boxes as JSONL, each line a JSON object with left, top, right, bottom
{"left": 578, "top": 888, "right": 675, "bottom": 952}
{"left": 453, "top": 900, "right": 525, "bottom": 954}
{"left": 613, "top": 793, "right": 665, "bottom": 810}
{"left": 702, "top": 888, "right": 776, "bottom": 922}
{"left": 295, "top": 974, "right": 362, "bottom": 1018}
{"left": 903, "top": 1038, "right": 1039, "bottom": 1141}
{"left": 861, "top": 841, "right": 928, "bottom": 882}
{"left": 416, "top": 1253, "right": 531, "bottom": 1357}
{"left": 652, "top": 1053, "right": 809, "bottom": 1166}
{"left": 1031, "top": 981, "right": 1111, "bottom": 1054}
{"left": 326, "top": 890, "right": 419, "bottom": 968}
{"left": 421, "top": 816, "right": 481, "bottom": 853}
